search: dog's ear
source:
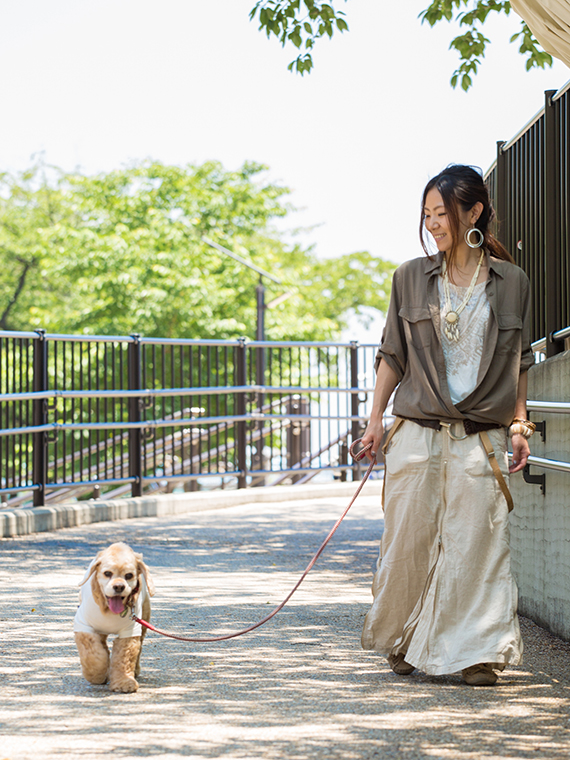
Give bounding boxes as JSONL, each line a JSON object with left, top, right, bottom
{"left": 136, "top": 554, "right": 155, "bottom": 597}
{"left": 78, "top": 552, "right": 104, "bottom": 586}
{"left": 91, "top": 570, "right": 108, "bottom": 612}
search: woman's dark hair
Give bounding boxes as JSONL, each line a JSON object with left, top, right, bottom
{"left": 420, "top": 164, "right": 514, "bottom": 270}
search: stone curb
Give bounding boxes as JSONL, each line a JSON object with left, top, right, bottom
{"left": 0, "top": 480, "right": 383, "bottom": 538}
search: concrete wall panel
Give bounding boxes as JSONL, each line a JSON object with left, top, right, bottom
{"left": 510, "top": 350, "right": 570, "bottom": 640}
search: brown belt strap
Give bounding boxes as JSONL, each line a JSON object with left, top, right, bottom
{"left": 381, "top": 416, "right": 405, "bottom": 508}
{"left": 479, "top": 430, "right": 514, "bottom": 513}
{"left": 381, "top": 421, "right": 513, "bottom": 514}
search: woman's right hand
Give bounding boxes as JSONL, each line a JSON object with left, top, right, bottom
{"left": 360, "top": 418, "right": 385, "bottom": 463}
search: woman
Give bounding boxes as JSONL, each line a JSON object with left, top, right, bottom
{"left": 360, "top": 165, "right": 535, "bottom": 686}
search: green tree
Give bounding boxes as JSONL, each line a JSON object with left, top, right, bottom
{"left": 420, "top": 1, "right": 552, "bottom": 91}
{"left": 0, "top": 164, "right": 70, "bottom": 330}
{"left": 249, "top": 1, "right": 552, "bottom": 90}
{"left": 0, "top": 161, "right": 395, "bottom": 342}
{"left": 249, "top": 0, "right": 349, "bottom": 74}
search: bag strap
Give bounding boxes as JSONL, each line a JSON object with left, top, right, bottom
{"left": 381, "top": 416, "right": 405, "bottom": 508}
{"left": 479, "top": 430, "right": 514, "bottom": 513}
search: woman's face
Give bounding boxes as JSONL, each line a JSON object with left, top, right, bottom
{"left": 423, "top": 188, "right": 454, "bottom": 253}
{"left": 423, "top": 187, "right": 476, "bottom": 253}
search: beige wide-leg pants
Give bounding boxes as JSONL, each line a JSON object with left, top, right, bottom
{"left": 361, "top": 419, "right": 523, "bottom": 676}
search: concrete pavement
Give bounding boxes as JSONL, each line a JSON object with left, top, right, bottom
{"left": 1, "top": 489, "right": 570, "bottom": 759}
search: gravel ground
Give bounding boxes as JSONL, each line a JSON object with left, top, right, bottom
{"left": 1, "top": 493, "right": 570, "bottom": 760}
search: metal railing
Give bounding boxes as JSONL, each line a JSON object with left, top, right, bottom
{"left": 486, "top": 80, "right": 570, "bottom": 358}
{"left": 0, "top": 331, "right": 380, "bottom": 507}
{"left": 516, "top": 400, "right": 570, "bottom": 494}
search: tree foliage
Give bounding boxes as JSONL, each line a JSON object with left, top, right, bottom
{"left": 249, "top": 0, "right": 349, "bottom": 74}
{"left": 420, "top": 1, "right": 552, "bottom": 91}
{"left": 0, "top": 160, "right": 395, "bottom": 342}
{"left": 249, "top": 1, "right": 552, "bottom": 90}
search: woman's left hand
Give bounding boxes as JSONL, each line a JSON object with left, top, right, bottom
{"left": 509, "top": 433, "right": 530, "bottom": 473}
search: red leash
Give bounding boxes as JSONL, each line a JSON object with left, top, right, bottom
{"left": 132, "top": 439, "right": 377, "bottom": 642}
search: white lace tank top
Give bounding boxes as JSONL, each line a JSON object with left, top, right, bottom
{"left": 438, "top": 277, "right": 490, "bottom": 405}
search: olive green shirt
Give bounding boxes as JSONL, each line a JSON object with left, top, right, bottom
{"left": 375, "top": 251, "right": 534, "bottom": 427}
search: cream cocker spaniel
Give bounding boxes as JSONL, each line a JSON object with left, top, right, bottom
{"left": 74, "top": 542, "right": 155, "bottom": 693}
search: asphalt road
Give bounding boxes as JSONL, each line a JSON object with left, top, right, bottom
{"left": 1, "top": 492, "right": 570, "bottom": 759}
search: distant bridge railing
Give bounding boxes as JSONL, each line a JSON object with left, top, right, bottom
{"left": 0, "top": 330, "right": 380, "bottom": 508}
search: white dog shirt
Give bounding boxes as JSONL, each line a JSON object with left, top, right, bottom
{"left": 74, "top": 569, "right": 149, "bottom": 639}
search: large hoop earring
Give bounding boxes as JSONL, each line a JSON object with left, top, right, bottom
{"left": 465, "top": 227, "right": 484, "bottom": 248}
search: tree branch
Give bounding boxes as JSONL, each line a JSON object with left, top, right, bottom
{"left": 0, "top": 260, "right": 33, "bottom": 330}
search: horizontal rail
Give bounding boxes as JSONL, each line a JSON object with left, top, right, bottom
{"left": 493, "top": 79, "right": 570, "bottom": 156}
{"left": 485, "top": 80, "right": 570, "bottom": 176}
{"left": 0, "top": 484, "right": 41, "bottom": 495}
{"left": 530, "top": 324, "right": 570, "bottom": 354}
{"left": 527, "top": 401, "right": 570, "bottom": 414}
{"left": 139, "top": 462, "right": 383, "bottom": 484}
{"left": 42, "top": 477, "right": 138, "bottom": 489}
{"left": 552, "top": 78, "right": 570, "bottom": 102}
{"left": 0, "top": 413, "right": 371, "bottom": 437}
{"left": 0, "top": 330, "right": 377, "bottom": 350}
{"left": 525, "top": 454, "right": 570, "bottom": 475}
{"left": 502, "top": 106, "right": 544, "bottom": 152}
{"left": 0, "top": 330, "right": 42, "bottom": 340}
{"left": 138, "top": 337, "right": 242, "bottom": 347}
{"left": 0, "top": 460, "right": 384, "bottom": 499}
{"left": 552, "top": 325, "right": 570, "bottom": 342}
{"left": 0, "top": 385, "right": 374, "bottom": 403}
{"left": 0, "top": 400, "right": 567, "bottom": 436}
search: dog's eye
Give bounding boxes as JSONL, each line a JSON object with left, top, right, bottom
{"left": 103, "top": 571, "right": 113, "bottom": 578}
{"left": 125, "top": 573, "right": 134, "bottom": 580}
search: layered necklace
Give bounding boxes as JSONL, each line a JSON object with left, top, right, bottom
{"left": 442, "top": 250, "right": 485, "bottom": 342}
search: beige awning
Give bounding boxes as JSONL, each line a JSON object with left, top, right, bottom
{"left": 511, "top": 0, "right": 570, "bottom": 68}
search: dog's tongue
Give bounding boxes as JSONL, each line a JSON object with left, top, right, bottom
{"left": 107, "top": 596, "right": 125, "bottom": 615}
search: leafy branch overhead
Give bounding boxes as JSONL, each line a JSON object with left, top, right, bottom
{"left": 249, "top": 0, "right": 348, "bottom": 74}
{"left": 248, "top": 1, "right": 552, "bottom": 90}
{"left": 420, "top": 1, "right": 552, "bottom": 91}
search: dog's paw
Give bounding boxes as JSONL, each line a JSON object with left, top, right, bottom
{"left": 109, "top": 676, "right": 139, "bottom": 693}
{"left": 87, "top": 673, "right": 109, "bottom": 685}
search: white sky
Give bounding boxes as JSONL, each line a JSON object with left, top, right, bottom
{"left": 0, "top": 0, "right": 568, "bottom": 341}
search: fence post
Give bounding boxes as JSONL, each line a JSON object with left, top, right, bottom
{"left": 286, "top": 396, "right": 310, "bottom": 483}
{"left": 128, "top": 335, "right": 143, "bottom": 497}
{"left": 339, "top": 439, "right": 348, "bottom": 482}
{"left": 350, "top": 341, "right": 362, "bottom": 481}
{"left": 253, "top": 282, "right": 266, "bottom": 484}
{"left": 544, "top": 90, "right": 564, "bottom": 358}
{"left": 236, "top": 338, "right": 248, "bottom": 488}
{"left": 32, "top": 330, "right": 48, "bottom": 507}
{"left": 495, "top": 140, "right": 507, "bottom": 248}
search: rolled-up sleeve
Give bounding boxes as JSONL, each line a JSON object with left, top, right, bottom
{"left": 374, "top": 266, "right": 407, "bottom": 380}
{"left": 519, "top": 272, "right": 535, "bottom": 373}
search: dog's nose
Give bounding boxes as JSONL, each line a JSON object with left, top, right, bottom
{"left": 113, "top": 583, "right": 125, "bottom": 593}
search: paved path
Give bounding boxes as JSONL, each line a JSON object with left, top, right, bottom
{"left": 2, "top": 492, "right": 570, "bottom": 759}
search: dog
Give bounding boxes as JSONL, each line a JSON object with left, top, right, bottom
{"left": 74, "top": 542, "right": 155, "bottom": 693}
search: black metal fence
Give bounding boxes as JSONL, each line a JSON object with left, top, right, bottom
{"left": 486, "top": 81, "right": 570, "bottom": 357}
{"left": 0, "top": 331, "right": 379, "bottom": 508}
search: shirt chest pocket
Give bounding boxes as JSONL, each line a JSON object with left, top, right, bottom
{"left": 496, "top": 314, "right": 523, "bottom": 354}
{"left": 399, "top": 306, "right": 433, "bottom": 350}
